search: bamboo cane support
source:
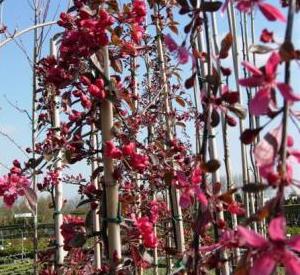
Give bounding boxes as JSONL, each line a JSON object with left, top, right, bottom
{"left": 227, "top": 3, "right": 250, "bottom": 218}
{"left": 50, "top": 39, "right": 65, "bottom": 268}
{"left": 100, "top": 46, "right": 122, "bottom": 267}
{"left": 91, "top": 122, "right": 102, "bottom": 269}
{"left": 153, "top": 4, "right": 185, "bottom": 255}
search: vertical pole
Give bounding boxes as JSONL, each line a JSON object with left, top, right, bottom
{"left": 50, "top": 39, "right": 64, "bottom": 268}
{"left": 32, "top": 1, "right": 40, "bottom": 273}
{"left": 144, "top": 53, "right": 159, "bottom": 275}
{"left": 210, "top": 9, "right": 240, "bottom": 264}
{"left": 227, "top": 3, "right": 250, "bottom": 218}
{"left": 100, "top": 46, "right": 121, "bottom": 267}
{"left": 91, "top": 123, "right": 101, "bottom": 269}
{"left": 153, "top": 3, "right": 185, "bottom": 255}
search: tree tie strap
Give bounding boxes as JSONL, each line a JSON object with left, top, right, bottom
{"left": 53, "top": 211, "right": 63, "bottom": 219}
{"left": 103, "top": 216, "right": 123, "bottom": 224}
{"left": 172, "top": 215, "right": 182, "bottom": 222}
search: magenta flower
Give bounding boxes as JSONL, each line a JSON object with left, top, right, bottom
{"left": 164, "top": 34, "right": 190, "bottom": 64}
{"left": 104, "top": 141, "right": 122, "bottom": 159}
{"left": 239, "top": 52, "right": 300, "bottom": 116}
{"left": 164, "top": 34, "right": 178, "bottom": 52}
{"left": 237, "top": 216, "right": 300, "bottom": 275}
{"left": 177, "top": 46, "right": 189, "bottom": 64}
{"left": 134, "top": 216, "right": 158, "bottom": 248}
{"left": 177, "top": 167, "right": 207, "bottom": 209}
{"left": 254, "top": 125, "right": 300, "bottom": 185}
{"left": 0, "top": 161, "right": 31, "bottom": 207}
{"left": 235, "top": 0, "right": 286, "bottom": 22}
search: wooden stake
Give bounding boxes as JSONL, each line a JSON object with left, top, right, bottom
{"left": 50, "top": 39, "right": 65, "bottom": 268}
{"left": 91, "top": 122, "right": 101, "bottom": 269}
{"left": 100, "top": 46, "right": 122, "bottom": 267}
{"left": 153, "top": 3, "right": 185, "bottom": 255}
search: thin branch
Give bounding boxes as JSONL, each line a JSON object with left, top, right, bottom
{"left": 0, "top": 21, "right": 57, "bottom": 49}
{"left": 4, "top": 95, "right": 32, "bottom": 122}
{"left": 0, "top": 129, "right": 28, "bottom": 157}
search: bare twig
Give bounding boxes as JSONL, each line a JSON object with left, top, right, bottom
{"left": 0, "top": 21, "right": 57, "bottom": 49}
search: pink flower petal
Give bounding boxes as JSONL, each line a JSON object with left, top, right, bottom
{"left": 258, "top": 3, "right": 286, "bottom": 22}
{"left": 237, "top": 226, "right": 268, "bottom": 248}
{"left": 259, "top": 163, "right": 274, "bottom": 179}
{"left": 164, "top": 34, "right": 178, "bottom": 52}
{"left": 265, "top": 52, "right": 281, "bottom": 77}
{"left": 192, "top": 167, "right": 202, "bottom": 184}
{"left": 249, "top": 88, "right": 271, "bottom": 116}
{"left": 268, "top": 216, "right": 286, "bottom": 241}
{"left": 177, "top": 47, "right": 189, "bottom": 64}
{"left": 241, "top": 61, "right": 263, "bottom": 76}
{"left": 289, "top": 150, "right": 300, "bottom": 163}
{"left": 250, "top": 253, "right": 276, "bottom": 275}
{"left": 179, "top": 192, "right": 191, "bottom": 209}
{"left": 197, "top": 191, "right": 208, "bottom": 206}
{"left": 277, "top": 83, "right": 300, "bottom": 102}
{"left": 283, "top": 250, "right": 300, "bottom": 275}
{"left": 254, "top": 125, "right": 282, "bottom": 167}
{"left": 239, "top": 76, "right": 264, "bottom": 87}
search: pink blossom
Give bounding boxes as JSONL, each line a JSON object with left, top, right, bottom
{"left": 134, "top": 216, "right": 157, "bottom": 248}
{"left": 130, "top": 152, "right": 149, "bottom": 171}
{"left": 131, "top": 23, "right": 144, "bottom": 44}
{"left": 227, "top": 201, "right": 245, "bottom": 216}
{"left": 88, "top": 84, "right": 105, "bottom": 100}
{"left": 177, "top": 167, "right": 207, "bottom": 209}
{"left": 122, "top": 142, "right": 136, "bottom": 156}
{"left": 164, "top": 34, "right": 178, "bottom": 52}
{"left": 237, "top": 216, "right": 300, "bottom": 275}
{"left": 239, "top": 52, "right": 281, "bottom": 116}
{"left": 254, "top": 126, "right": 300, "bottom": 185}
{"left": 177, "top": 46, "right": 189, "bottom": 64}
{"left": 235, "top": 1, "right": 286, "bottom": 22}
{"left": 132, "top": 0, "right": 147, "bottom": 19}
{"left": 104, "top": 141, "right": 122, "bottom": 159}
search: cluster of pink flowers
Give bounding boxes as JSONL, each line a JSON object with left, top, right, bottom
{"left": 176, "top": 167, "right": 207, "bottom": 209}
{"left": 130, "top": 0, "right": 147, "bottom": 44}
{"left": 0, "top": 160, "right": 30, "bottom": 207}
{"left": 38, "top": 169, "right": 60, "bottom": 191}
{"left": 148, "top": 199, "right": 166, "bottom": 223}
{"left": 164, "top": 34, "right": 190, "bottom": 64}
{"left": 134, "top": 216, "right": 157, "bottom": 248}
{"left": 105, "top": 141, "right": 149, "bottom": 172}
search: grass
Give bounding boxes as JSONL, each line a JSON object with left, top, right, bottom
{"left": 0, "top": 260, "right": 33, "bottom": 275}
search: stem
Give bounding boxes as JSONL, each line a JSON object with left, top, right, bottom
{"left": 239, "top": 12, "right": 257, "bottom": 232}
{"left": 279, "top": 0, "right": 296, "bottom": 195}
{"left": 0, "top": 21, "right": 57, "bottom": 48}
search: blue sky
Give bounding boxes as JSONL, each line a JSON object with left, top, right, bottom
{"left": 0, "top": 0, "right": 299, "bottom": 200}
